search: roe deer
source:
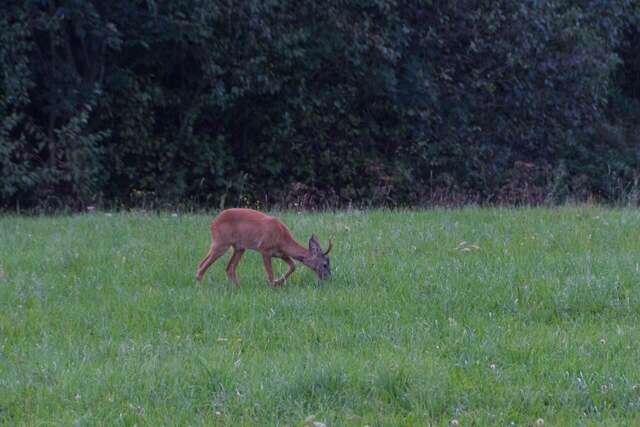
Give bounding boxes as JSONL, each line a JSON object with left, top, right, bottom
{"left": 195, "top": 208, "right": 333, "bottom": 287}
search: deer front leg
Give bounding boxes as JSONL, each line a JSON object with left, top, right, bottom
{"left": 274, "top": 256, "right": 296, "bottom": 286}
{"left": 261, "top": 253, "right": 277, "bottom": 288}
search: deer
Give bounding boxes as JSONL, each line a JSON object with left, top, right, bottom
{"left": 195, "top": 208, "right": 333, "bottom": 287}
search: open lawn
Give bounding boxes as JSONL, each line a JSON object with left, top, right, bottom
{"left": 1, "top": 207, "right": 640, "bottom": 426}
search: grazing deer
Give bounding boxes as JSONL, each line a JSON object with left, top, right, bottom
{"left": 196, "top": 208, "right": 333, "bottom": 287}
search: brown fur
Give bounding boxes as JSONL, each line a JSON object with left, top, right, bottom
{"left": 195, "top": 208, "right": 332, "bottom": 287}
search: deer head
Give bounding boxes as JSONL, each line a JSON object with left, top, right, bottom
{"left": 305, "top": 234, "right": 333, "bottom": 280}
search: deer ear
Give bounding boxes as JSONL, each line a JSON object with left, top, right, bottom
{"left": 309, "top": 234, "right": 322, "bottom": 256}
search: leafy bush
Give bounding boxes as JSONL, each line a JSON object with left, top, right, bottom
{"left": 0, "top": 0, "right": 638, "bottom": 209}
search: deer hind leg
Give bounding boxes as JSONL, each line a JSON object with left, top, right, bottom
{"left": 225, "top": 248, "right": 245, "bottom": 287}
{"left": 196, "top": 242, "right": 229, "bottom": 283}
{"left": 274, "top": 256, "right": 296, "bottom": 286}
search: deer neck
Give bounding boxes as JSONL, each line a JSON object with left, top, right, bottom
{"left": 283, "top": 239, "right": 309, "bottom": 262}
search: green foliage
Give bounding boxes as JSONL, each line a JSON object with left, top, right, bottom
{"left": 0, "top": 0, "right": 639, "bottom": 209}
{"left": 2, "top": 208, "right": 640, "bottom": 424}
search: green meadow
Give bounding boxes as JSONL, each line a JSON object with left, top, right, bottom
{"left": 1, "top": 208, "right": 640, "bottom": 426}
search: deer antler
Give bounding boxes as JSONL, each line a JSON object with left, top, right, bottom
{"left": 324, "top": 238, "right": 333, "bottom": 255}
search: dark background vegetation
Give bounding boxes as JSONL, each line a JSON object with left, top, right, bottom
{"left": 1, "top": 0, "right": 639, "bottom": 210}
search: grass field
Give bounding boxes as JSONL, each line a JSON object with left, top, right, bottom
{"left": 1, "top": 207, "right": 640, "bottom": 426}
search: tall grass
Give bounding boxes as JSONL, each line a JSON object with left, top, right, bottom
{"left": 1, "top": 207, "right": 640, "bottom": 425}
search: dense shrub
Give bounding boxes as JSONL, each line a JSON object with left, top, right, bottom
{"left": 0, "top": 0, "right": 639, "bottom": 209}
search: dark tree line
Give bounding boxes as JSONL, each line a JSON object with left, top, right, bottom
{"left": 1, "top": 0, "right": 639, "bottom": 210}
